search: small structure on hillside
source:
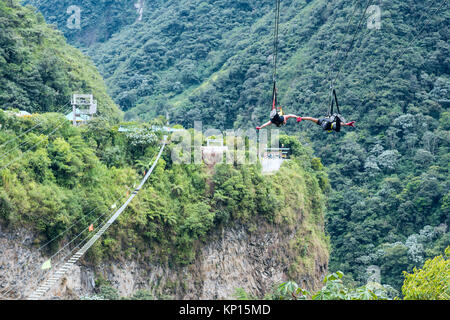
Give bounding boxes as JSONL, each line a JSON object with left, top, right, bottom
{"left": 68, "top": 94, "right": 97, "bottom": 126}
{"left": 15, "top": 110, "right": 32, "bottom": 118}
{"left": 65, "top": 108, "right": 91, "bottom": 125}
{"left": 259, "top": 146, "right": 290, "bottom": 174}
{"left": 202, "top": 139, "right": 228, "bottom": 165}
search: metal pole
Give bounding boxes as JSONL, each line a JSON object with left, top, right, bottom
{"left": 72, "top": 96, "right": 76, "bottom": 126}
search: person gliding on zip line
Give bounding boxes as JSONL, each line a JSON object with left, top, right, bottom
{"left": 297, "top": 115, "right": 355, "bottom": 132}
{"left": 297, "top": 88, "right": 356, "bottom": 132}
{"left": 256, "top": 87, "right": 302, "bottom": 130}
{"left": 256, "top": 0, "right": 302, "bottom": 131}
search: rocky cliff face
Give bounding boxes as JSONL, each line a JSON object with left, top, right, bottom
{"left": 0, "top": 222, "right": 328, "bottom": 300}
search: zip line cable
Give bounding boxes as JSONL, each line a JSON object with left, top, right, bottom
{"left": 0, "top": 102, "right": 70, "bottom": 150}
{"left": 0, "top": 106, "right": 72, "bottom": 163}
{"left": 272, "top": 0, "right": 281, "bottom": 84}
{"left": 381, "top": 0, "right": 447, "bottom": 78}
{"left": 329, "top": 0, "right": 373, "bottom": 90}
{"left": 325, "top": 0, "right": 362, "bottom": 86}
{"left": 328, "top": 7, "right": 377, "bottom": 92}
{"left": 325, "top": 0, "right": 445, "bottom": 116}
{"left": 270, "top": 0, "right": 282, "bottom": 111}
{"left": 333, "top": 0, "right": 446, "bottom": 100}
{"left": 1, "top": 147, "right": 163, "bottom": 299}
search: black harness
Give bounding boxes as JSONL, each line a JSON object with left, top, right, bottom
{"left": 324, "top": 88, "right": 346, "bottom": 132}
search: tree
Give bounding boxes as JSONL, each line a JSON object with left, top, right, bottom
{"left": 402, "top": 246, "right": 449, "bottom": 300}
{"left": 270, "top": 271, "right": 392, "bottom": 300}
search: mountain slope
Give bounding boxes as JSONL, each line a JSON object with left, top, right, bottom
{"left": 1, "top": 106, "right": 331, "bottom": 298}
{"left": 26, "top": 0, "right": 450, "bottom": 291}
{"left": 1, "top": 2, "right": 332, "bottom": 299}
{"left": 0, "top": 0, "right": 121, "bottom": 121}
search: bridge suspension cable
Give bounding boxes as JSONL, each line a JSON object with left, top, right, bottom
{"left": 27, "top": 141, "right": 166, "bottom": 300}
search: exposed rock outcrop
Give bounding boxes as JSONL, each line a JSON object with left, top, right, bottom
{"left": 0, "top": 222, "right": 328, "bottom": 300}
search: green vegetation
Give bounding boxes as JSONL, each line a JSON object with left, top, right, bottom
{"left": 0, "top": 0, "right": 121, "bottom": 121}
{"left": 0, "top": 110, "right": 139, "bottom": 254}
{"left": 402, "top": 246, "right": 449, "bottom": 300}
{"left": 11, "top": 0, "right": 450, "bottom": 297}
{"left": 82, "top": 0, "right": 449, "bottom": 291}
{"left": 0, "top": 2, "right": 328, "bottom": 298}
{"left": 27, "top": 0, "right": 449, "bottom": 291}
{"left": 25, "top": 0, "right": 275, "bottom": 121}
{"left": 270, "top": 272, "right": 396, "bottom": 300}
{"left": 89, "top": 246, "right": 449, "bottom": 300}
{"left": 0, "top": 109, "right": 329, "bottom": 277}
{"left": 24, "top": 0, "right": 140, "bottom": 47}
{"left": 245, "top": 247, "right": 450, "bottom": 300}
{"left": 235, "top": 270, "right": 396, "bottom": 300}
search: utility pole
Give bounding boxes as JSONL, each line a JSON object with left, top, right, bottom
{"left": 72, "top": 96, "right": 76, "bottom": 126}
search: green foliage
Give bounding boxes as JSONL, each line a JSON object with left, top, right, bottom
{"left": 15, "top": 0, "right": 450, "bottom": 293}
{"left": 402, "top": 246, "right": 450, "bottom": 300}
{"left": 128, "top": 290, "right": 155, "bottom": 300}
{"left": 1, "top": 110, "right": 327, "bottom": 271}
{"left": 98, "top": 285, "right": 120, "bottom": 300}
{"left": 272, "top": 281, "right": 310, "bottom": 300}
{"left": 0, "top": 0, "right": 121, "bottom": 121}
{"left": 266, "top": 271, "right": 393, "bottom": 300}
{"left": 234, "top": 287, "right": 257, "bottom": 300}
{"left": 182, "top": 202, "right": 215, "bottom": 239}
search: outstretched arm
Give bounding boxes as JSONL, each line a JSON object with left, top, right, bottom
{"left": 297, "top": 116, "right": 319, "bottom": 124}
{"left": 283, "top": 114, "right": 302, "bottom": 122}
{"left": 256, "top": 121, "right": 272, "bottom": 130}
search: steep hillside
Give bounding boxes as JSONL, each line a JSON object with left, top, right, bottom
{"left": 22, "top": 0, "right": 450, "bottom": 292}
{"left": 25, "top": 0, "right": 276, "bottom": 121}
{"left": 0, "top": 0, "right": 121, "bottom": 121}
{"left": 22, "top": 0, "right": 139, "bottom": 46}
{"left": 0, "top": 108, "right": 330, "bottom": 298}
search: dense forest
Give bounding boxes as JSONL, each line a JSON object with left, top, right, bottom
{"left": 0, "top": 0, "right": 122, "bottom": 121}
{"left": 0, "top": 107, "right": 329, "bottom": 272}
{"left": 1, "top": 1, "right": 333, "bottom": 299}
{"left": 25, "top": 0, "right": 450, "bottom": 293}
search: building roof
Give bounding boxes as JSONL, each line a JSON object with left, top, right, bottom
{"left": 65, "top": 109, "right": 91, "bottom": 122}
{"left": 15, "top": 110, "right": 32, "bottom": 117}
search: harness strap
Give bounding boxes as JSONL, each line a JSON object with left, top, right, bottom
{"left": 271, "top": 0, "right": 281, "bottom": 113}
{"left": 272, "top": 82, "right": 277, "bottom": 110}
{"left": 329, "top": 88, "right": 341, "bottom": 116}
